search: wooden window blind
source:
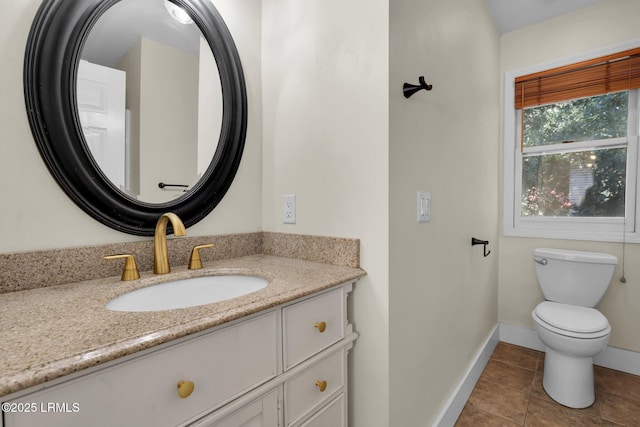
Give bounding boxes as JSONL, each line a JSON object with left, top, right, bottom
{"left": 514, "top": 47, "right": 640, "bottom": 109}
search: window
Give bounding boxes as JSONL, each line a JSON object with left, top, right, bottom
{"left": 521, "top": 92, "right": 630, "bottom": 219}
{"left": 504, "top": 44, "right": 640, "bottom": 242}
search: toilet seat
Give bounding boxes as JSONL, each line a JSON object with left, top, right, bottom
{"left": 533, "top": 301, "right": 610, "bottom": 338}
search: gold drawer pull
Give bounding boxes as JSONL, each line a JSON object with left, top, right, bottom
{"left": 177, "top": 380, "right": 195, "bottom": 398}
{"left": 314, "top": 321, "right": 327, "bottom": 333}
{"left": 315, "top": 380, "right": 327, "bottom": 392}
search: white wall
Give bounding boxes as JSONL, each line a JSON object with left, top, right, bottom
{"left": 499, "top": 0, "right": 640, "bottom": 353}
{"left": 389, "top": 0, "right": 500, "bottom": 424}
{"left": 0, "top": 0, "right": 262, "bottom": 252}
{"left": 261, "top": 0, "right": 389, "bottom": 425}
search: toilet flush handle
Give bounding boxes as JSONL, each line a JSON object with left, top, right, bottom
{"left": 534, "top": 258, "right": 548, "bottom": 265}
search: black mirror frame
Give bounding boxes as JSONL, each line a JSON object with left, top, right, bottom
{"left": 24, "top": 0, "right": 247, "bottom": 235}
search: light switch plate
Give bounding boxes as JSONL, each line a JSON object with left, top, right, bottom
{"left": 417, "top": 191, "right": 431, "bottom": 223}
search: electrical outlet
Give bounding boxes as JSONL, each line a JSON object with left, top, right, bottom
{"left": 417, "top": 191, "right": 431, "bottom": 223}
{"left": 283, "top": 194, "right": 296, "bottom": 224}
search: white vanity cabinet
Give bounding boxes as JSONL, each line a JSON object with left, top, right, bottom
{"left": 2, "top": 283, "right": 356, "bottom": 427}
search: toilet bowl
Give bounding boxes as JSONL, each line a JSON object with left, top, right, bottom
{"left": 531, "top": 248, "right": 617, "bottom": 409}
{"left": 532, "top": 301, "right": 610, "bottom": 408}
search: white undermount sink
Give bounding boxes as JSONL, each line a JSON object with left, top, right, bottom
{"left": 106, "top": 275, "right": 269, "bottom": 312}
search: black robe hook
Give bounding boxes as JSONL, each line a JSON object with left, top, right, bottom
{"left": 471, "top": 237, "right": 491, "bottom": 257}
{"left": 403, "top": 76, "right": 433, "bottom": 98}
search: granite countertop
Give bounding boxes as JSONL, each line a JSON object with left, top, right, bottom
{"left": 0, "top": 254, "right": 366, "bottom": 397}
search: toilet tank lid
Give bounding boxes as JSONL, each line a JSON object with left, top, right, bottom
{"left": 533, "top": 248, "right": 618, "bottom": 265}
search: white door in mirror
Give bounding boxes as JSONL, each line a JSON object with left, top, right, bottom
{"left": 77, "top": 60, "right": 127, "bottom": 190}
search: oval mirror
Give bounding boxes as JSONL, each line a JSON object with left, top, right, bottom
{"left": 24, "top": 0, "right": 247, "bottom": 235}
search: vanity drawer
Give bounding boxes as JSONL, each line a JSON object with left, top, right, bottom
{"left": 4, "top": 312, "right": 277, "bottom": 427}
{"left": 195, "top": 388, "right": 279, "bottom": 427}
{"left": 282, "top": 288, "right": 344, "bottom": 370}
{"left": 284, "top": 348, "right": 345, "bottom": 426}
{"left": 298, "top": 394, "right": 345, "bottom": 427}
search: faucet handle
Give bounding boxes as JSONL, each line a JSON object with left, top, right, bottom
{"left": 105, "top": 254, "right": 141, "bottom": 281}
{"left": 188, "top": 244, "right": 214, "bottom": 270}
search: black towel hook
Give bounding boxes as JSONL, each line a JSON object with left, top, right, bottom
{"left": 471, "top": 237, "right": 491, "bottom": 257}
{"left": 403, "top": 76, "right": 433, "bottom": 98}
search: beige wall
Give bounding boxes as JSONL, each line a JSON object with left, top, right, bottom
{"left": 0, "top": 0, "right": 262, "bottom": 252}
{"left": 389, "top": 0, "right": 500, "bottom": 424}
{"left": 499, "top": 0, "right": 640, "bottom": 353}
{"left": 261, "top": 0, "right": 389, "bottom": 425}
{"left": 197, "top": 37, "right": 223, "bottom": 176}
{"left": 138, "top": 38, "right": 199, "bottom": 202}
{"left": 118, "top": 39, "right": 142, "bottom": 196}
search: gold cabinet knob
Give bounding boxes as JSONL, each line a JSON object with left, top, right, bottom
{"left": 315, "top": 380, "right": 327, "bottom": 392}
{"left": 314, "top": 321, "right": 327, "bottom": 333}
{"left": 177, "top": 380, "right": 195, "bottom": 398}
{"left": 188, "top": 244, "right": 214, "bottom": 270}
{"left": 104, "top": 254, "right": 140, "bottom": 281}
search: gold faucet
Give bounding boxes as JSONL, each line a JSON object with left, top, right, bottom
{"left": 154, "top": 212, "right": 187, "bottom": 274}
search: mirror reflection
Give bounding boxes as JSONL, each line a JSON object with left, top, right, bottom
{"left": 79, "top": 0, "right": 222, "bottom": 203}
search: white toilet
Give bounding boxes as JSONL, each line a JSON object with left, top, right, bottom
{"left": 531, "top": 247, "right": 617, "bottom": 409}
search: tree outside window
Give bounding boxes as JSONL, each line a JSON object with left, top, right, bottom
{"left": 520, "top": 92, "right": 628, "bottom": 218}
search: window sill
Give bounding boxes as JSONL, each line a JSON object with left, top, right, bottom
{"left": 503, "top": 224, "right": 640, "bottom": 243}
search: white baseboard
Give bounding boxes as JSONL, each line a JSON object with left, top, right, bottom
{"left": 433, "top": 322, "right": 640, "bottom": 426}
{"left": 498, "top": 322, "right": 545, "bottom": 352}
{"left": 433, "top": 325, "right": 499, "bottom": 427}
{"left": 499, "top": 322, "right": 640, "bottom": 376}
{"left": 594, "top": 345, "right": 640, "bottom": 376}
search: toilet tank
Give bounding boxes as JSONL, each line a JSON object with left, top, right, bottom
{"left": 533, "top": 248, "right": 618, "bottom": 307}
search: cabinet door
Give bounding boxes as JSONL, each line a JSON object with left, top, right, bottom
{"left": 199, "top": 389, "right": 278, "bottom": 427}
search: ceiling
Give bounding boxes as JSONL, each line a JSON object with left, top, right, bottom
{"left": 484, "top": 0, "right": 604, "bottom": 34}
{"left": 82, "top": 0, "right": 200, "bottom": 68}
{"left": 83, "top": 0, "right": 606, "bottom": 68}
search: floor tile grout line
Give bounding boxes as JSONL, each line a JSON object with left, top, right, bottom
{"left": 486, "top": 352, "right": 535, "bottom": 426}
{"left": 521, "top": 386, "right": 533, "bottom": 426}
{"left": 475, "top": 375, "right": 534, "bottom": 396}
{"left": 493, "top": 348, "right": 535, "bottom": 425}
{"left": 490, "top": 358, "right": 538, "bottom": 373}
{"left": 472, "top": 404, "right": 522, "bottom": 426}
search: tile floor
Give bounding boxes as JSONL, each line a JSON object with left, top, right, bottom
{"left": 455, "top": 342, "right": 640, "bottom": 426}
